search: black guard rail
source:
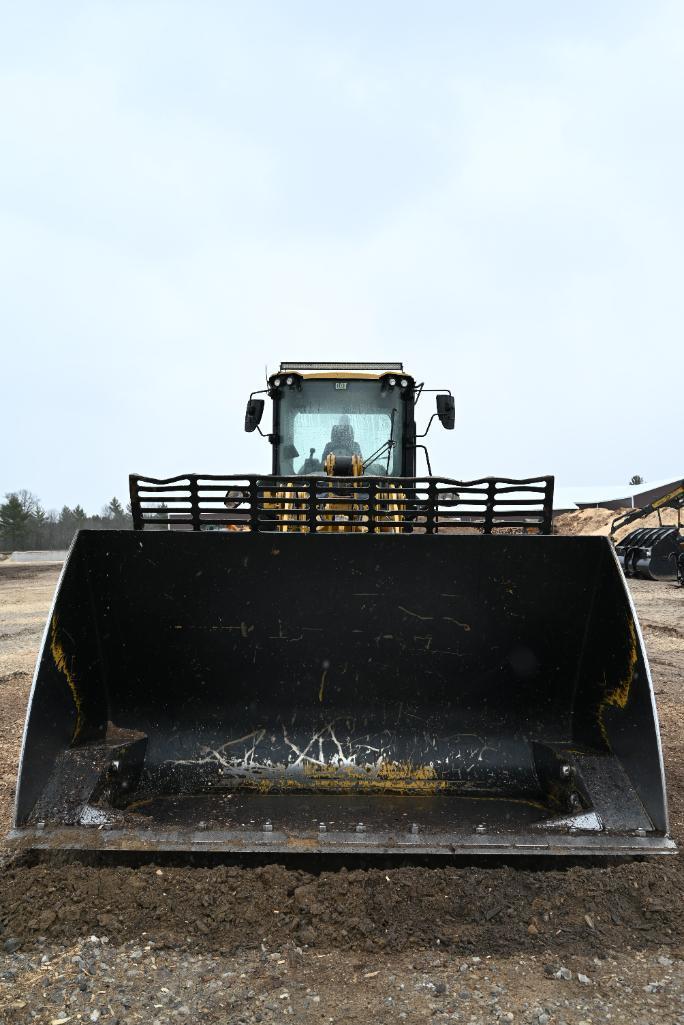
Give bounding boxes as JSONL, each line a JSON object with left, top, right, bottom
{"left": 129, "top": 474, "right": 555, "bottom": 535}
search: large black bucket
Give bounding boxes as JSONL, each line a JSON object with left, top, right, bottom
{"left": 12, "top": 531, "right": 673, "bottom": 855}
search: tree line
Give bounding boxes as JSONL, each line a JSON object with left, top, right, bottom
{"left": 0, "top": 490, "right": 132, "bottom": 551}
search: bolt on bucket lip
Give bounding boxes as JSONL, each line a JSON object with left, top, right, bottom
{"left": 8, "top": 823, "right": 677, "bottom": 857}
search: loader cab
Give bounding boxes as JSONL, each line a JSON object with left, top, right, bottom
{"left": 245, "top": 362, "right": 455, "bottom": 477}
{"left": 270, "top": 367, "right": 417, "bottom": 476}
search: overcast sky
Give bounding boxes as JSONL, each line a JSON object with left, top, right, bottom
{"left": 1, "top": 1, "right": 682, "bottom": 513}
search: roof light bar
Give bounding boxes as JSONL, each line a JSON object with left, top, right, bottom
{"left": 279, "top": 361, "right": 404, "bottom": 372}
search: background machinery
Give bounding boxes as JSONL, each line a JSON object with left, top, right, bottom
{"left": 12, "top": 362, "right": 674, "bottom": 856}
{"left": 611, "top": 481, "right": 684, "bottom": 582}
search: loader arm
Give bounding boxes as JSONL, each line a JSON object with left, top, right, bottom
{"left": 610, "top": 482, "right": 684, "bottom": 537}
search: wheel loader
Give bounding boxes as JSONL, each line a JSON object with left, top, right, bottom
{"left": 12, "top": 362, "right": 674, "bottom": 855}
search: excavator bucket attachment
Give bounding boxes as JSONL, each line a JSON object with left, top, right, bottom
{"left": 611, "top": 481, "right": 684, "bottom": 581}
{"left": 13, "top": 530, "right": 673, "bottom": 856}
{"left": 616, "top": 526, "right": 683, "bottom": 581}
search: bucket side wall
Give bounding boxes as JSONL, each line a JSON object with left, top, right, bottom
{"left": 573, "top": 544, "right": 668, "bottom": 832}
{"left": 14, "top": 536, "right": 109, "bottom": 825}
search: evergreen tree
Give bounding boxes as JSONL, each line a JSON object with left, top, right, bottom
{"left": 57, "top": 506, "right": 78, "bottom": 547}
{"left": 28, "top": 504, "right": 48, "bottom": 548}
{"left": 0, "top": 493, "right": 33, "bottom": 549}
{"left": 107, "top": 497, "right": 125, "bottom": 518}
{"left": 154, "top": 502, "right": 169, "bottom": 529}
{"left": 59, "top": 506, "right": 76, "bottom": 530}
{"left": 1, "top": 492, "right": 133, "bottom": 547}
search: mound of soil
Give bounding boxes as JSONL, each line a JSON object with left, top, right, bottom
{"left": 555, "top": 506, "right": 681, "bottom": 542}
{"left": 2, "top": 855, "right": 682, "bottom": 957}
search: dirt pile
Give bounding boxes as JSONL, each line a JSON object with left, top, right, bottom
{"left": 1, "top": 856, "right": 682, "bottom": 957}
{"left": 555, "top": 506, "right": 681, "bottom": 542}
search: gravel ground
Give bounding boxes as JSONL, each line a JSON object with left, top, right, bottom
{"left": 0, "top": 561, "right": 682, "bottom": 1024}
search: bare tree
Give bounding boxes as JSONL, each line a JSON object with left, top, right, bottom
{"left": 15, "top": 489, "right": 41, "bottom": 516}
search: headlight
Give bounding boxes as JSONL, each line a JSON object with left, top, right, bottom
{"left": 274, "top": 377, "right": 281, "bottom": 386}
{"left": 388, "top": 377, "right": 396, "bottom": 386}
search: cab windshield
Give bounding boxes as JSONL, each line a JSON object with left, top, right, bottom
{"left": 275, "top": 379, "right": 404, "bottom": 476}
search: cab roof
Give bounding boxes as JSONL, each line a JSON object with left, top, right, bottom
{"left": 275, "top": 362, "right": 413, "bottom": 381}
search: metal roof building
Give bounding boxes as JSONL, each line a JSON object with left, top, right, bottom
{"left": 553, "top": 476, "right": 683, "bottom": 513}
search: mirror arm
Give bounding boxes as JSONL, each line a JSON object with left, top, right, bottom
{"left": 415, "top": 413, "right": 438, "bottom": 439}
{"left": 406, "top": 443, "right": 433, "bottom": 475}
{"left": 414, "top": 386, "right": 451, "bottom": 405}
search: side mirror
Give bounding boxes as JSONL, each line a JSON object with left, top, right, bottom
{"left": 436, "top": 394, "right": 455, "bottom": 430}
{"left": 244, "top": 398, "right": 265, "bottom": 433}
